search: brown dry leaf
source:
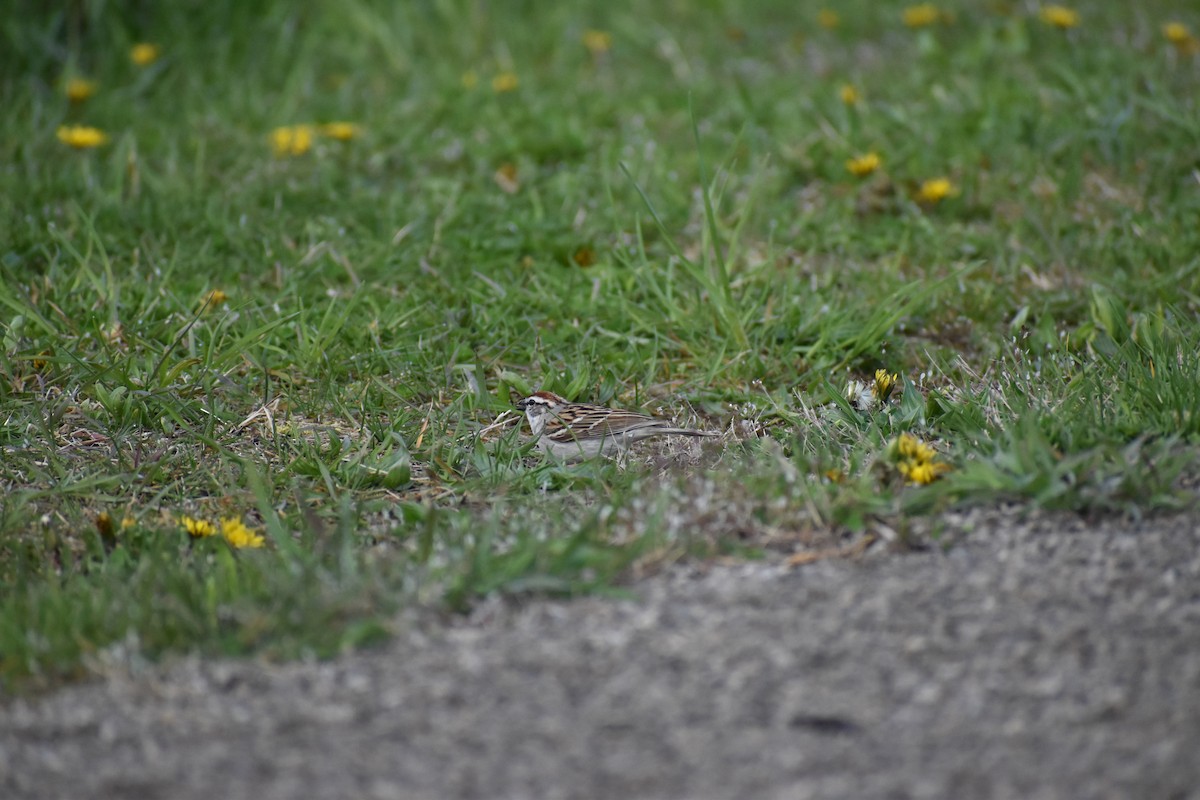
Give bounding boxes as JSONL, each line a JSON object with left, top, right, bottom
{"left": 572, "top": 247, "right": 597, "bottom": 267}
{"left": 494, "top": 162, "right": 520, "bottom": 194}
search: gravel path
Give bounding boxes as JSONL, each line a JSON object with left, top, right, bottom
{"left": 4, "top": 507, "right": 1200, "bottom": 800}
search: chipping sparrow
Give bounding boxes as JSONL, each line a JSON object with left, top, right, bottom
{"left": 516, "top": 390, "right": 717, "bottom": 459}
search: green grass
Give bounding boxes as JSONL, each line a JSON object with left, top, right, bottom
{"left": 2, "top": 0, "right": 1198, "bottom": 692}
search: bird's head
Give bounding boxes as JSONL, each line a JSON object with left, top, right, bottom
{"left": 515, "top": 391, "right": 567, "bottom": 432}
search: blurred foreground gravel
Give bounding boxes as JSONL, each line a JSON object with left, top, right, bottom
{"left": 4, "top": 506, "right": 1199, "bottom": 800}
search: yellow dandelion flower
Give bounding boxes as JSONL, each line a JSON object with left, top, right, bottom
{"left": 56, "top": 125, "right": 109, "bottom": 149}
{"left": 1038, "top": 5, "right": 1080, "bottom": 29}
{"left": 893, "top": 431, "right": 951, "bottom": 485}
{"left": 461, "top": 70, "right": 479, "bottom": 89}
{"left": 898, "top": 459, "right": 951, "bottom": 485}
{"left": 270, "top": 125, "right": 313, "bottom": 157}
{"left": 121, "top": 516, "right": 136, "bottom": 530}
{"left": 817, "top": 9, "right": 840, "bottom": 29}
{"left": 65, "top": 78, "right": 98, "bottom": 102}
{"left": 1163, "top": 22, "right": 1200, "bottom": 54}
{"left": 492, "top": 71, "right": 519, "bottom": 93}
{"left": 181, "top": 515, "right": 217, "bottom": 538}
{"left": 839, "top": 84, "right": 860, "bottom": 105}
{"left": 201, "top": 289, "right": 228, "bottom": 310}
{"left": 130, "top": 43, "right": 161, "bottom": 66}
{"left": 1163, "top": 22, "right": 1191, "bottom": 43}
{"left": 897, "top": 433, "right": 938, "bottom": 464}
{"left": 845, "top": 151, "right": 881, "bottom": 177}
{"left": 872, "top": 369, "right": 899, "bottom": 401}
{"left": 319, "top": 122, "right": 360, "bottom": 141}
{"left": 582, "top": 29, "right": 613, "bottom": 55}
{"left": 916, "top": 177, "right": 956, "bottom": 204}
{"left": 221, "top": 517, "right": 265, "bottom": 549}
{"left": 903, "top": 4, "right": 940, "bottom": 28}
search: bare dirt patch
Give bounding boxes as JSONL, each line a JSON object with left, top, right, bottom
{"left": 4, "top": 506, "right": 1199, "bottom": 800}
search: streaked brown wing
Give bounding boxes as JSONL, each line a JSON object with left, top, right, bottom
{"left": 544, "top": 403, "right": 661, "bottom": 442}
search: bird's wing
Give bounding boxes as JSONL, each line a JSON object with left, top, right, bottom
{"left": 544, "top": 404, "right": 661, "bottom": 442}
